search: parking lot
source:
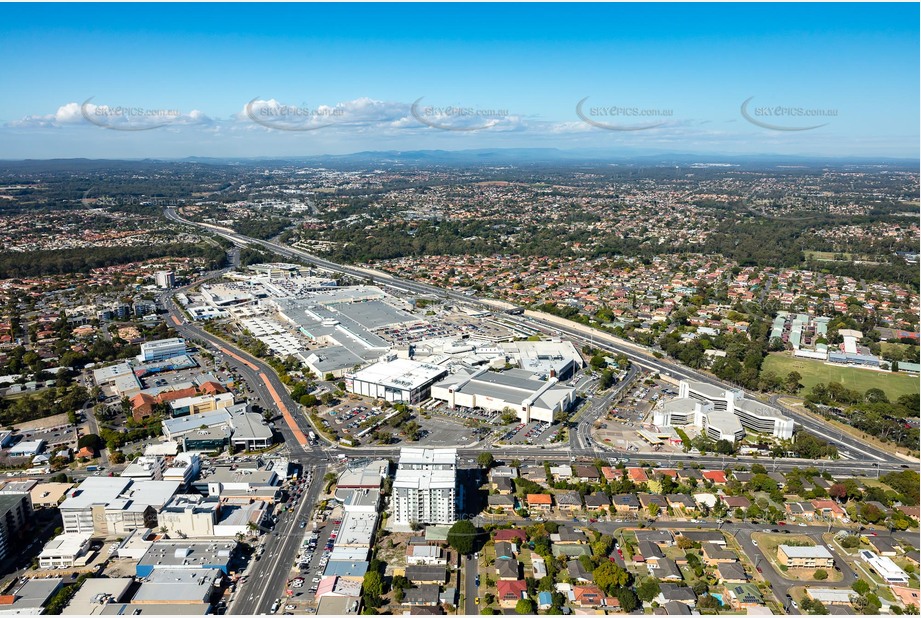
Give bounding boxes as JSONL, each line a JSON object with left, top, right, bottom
{"left": 500, "top": 420, "right": 559, "bottom": 445}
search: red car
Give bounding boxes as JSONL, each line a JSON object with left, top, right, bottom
{"left": 756, "top": 566, "right": 763, "bottom": 573}
{"left": 777, "top": 521, "right": 786, "bottom": 526}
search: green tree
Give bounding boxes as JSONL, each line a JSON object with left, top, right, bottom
{"left": 636, "top": 578, "right": 661, "bottom": 603}
{"left": 447, "top": 520, "right": 477, "bottom": 555}
{"left": 814, "top": 569, "right": 828, "bottom": 580}
{"left": 477, "top": 452, "right": 495, "bottom": 469}
{"left": 852, "top": 579, "right": 870, "bottom": 596}
{"left": 515, "top": 599, "right": 535, "bottom": 614}
{"left": 592, "top": 561, "right": 631, "bottom": 594}
{"left": 362, "top": 570, "right": 383, "bottom": 599}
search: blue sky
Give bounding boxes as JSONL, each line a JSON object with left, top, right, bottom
{"left": 1, "top": 3, "right": 917, "bottom": 159}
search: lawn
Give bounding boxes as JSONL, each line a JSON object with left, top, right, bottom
{"left": 762, "top": 353, "right": 920, "bottom": 400}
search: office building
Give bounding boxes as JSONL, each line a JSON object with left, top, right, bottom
{"left": 393, "top": 448, "right": 457, "bottom": 526}
{"left": 155, "top": 271, "right": 176, "bottom": 289}
{"left": 59, "top": 477, "right": 180, "bottom": 536}
{"left": 38, "top": 532, "right": 93, "bottom": 569}
{"left": 137, "top": 338, "right": 187, "bottom": 363}
{"left": 674, "top": 380, "right": 794, "bottom": 439}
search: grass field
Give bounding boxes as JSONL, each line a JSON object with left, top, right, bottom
{"left": 762, "top": 353, "right": 920, "bottom": 400}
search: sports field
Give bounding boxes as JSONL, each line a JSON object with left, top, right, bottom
{"left": 762, "top": 353, "right": 920, "bottom": 400}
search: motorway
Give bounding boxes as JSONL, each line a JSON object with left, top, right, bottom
{"left": 163, "top": 207, "right": 914, "bottom": 474}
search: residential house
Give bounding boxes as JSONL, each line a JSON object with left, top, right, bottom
{"left": 656, "top": 584, "right": 697, "bottom": 607}
{"left": 702, "top": 470, "right": 728, "bottom": 485}
{"left": 716, "top": 562, "right": 749, "bottom": 584}
{"left": 584, "top": 492, "right": 610, "bottom": 512}
{"left": 567, "top": 559, "right": 594, "bottom": 582}
{"left": 406, "top": 545, "right": 447, "bottom": 566}
{"left": 573, "top": 465, "right": 600, "bottom": 483}
{"left": 701, "top": 544, "right": 738, "bottom": 565}
{"left": 571, "top": 585, "right": 605, "bottom": 609}
{"left": 627, "top": 468, "right": 649, "bottom": 484}
{"left": 405, "top": 566, "right": 447, "bottom": 585}
{"left": 494, "top": 542, "right": 516, "bottom": 560}
{"left": 678, "top": 530, "right": 726, "bottom": 545}
{"left": 639, "top": 493, "right": 668, "bottom": 512}
{"left": 487, "top": 495, "right": 516, "bottom": 512}
{"left": 496, "top": 558, "right": 520, "bottom": 581}
{"left": 786, "top": 501, "right": 816, "bottom": 520}
{"left": 866, "top": 537, "right": 898, "bottom": 557}
{"left": 493, "top": 529, "right": 526, "bottom": 544}
{"left": 676, "top": 469, "right": 702, "bottom": 482}
{"left": 612, "top": 494, "right": 640, "bottom": 514}
{"left": 556, "top": 491, "right": 582, "bottom": 513}
{"left": 811, "top": 500, "right": 846, "bottom": 520}
{"left": 496, "top": 580, "right": 527, "bottom": 609}
{"left": 402, "top": 584, "right": 441, "bottom": 607}
{"left": 492, "top": 477, "right": 515, "bottom": 495}
{"left": 636, "top": 541, "right": 665, "bottom": 566}
{"left": 550, "top": 527, "right": 585, "bottom": 545}
{"left": 666, "top": 494, "right": 697, "bottom": 511}
{"left": 635, "top": 530, "right": 673, "bottom": 546}
{"left": 722, "top": 496, "right": 751, "bottom": 510}
{"left": 726, "top": 584, "right": 764, "bottom": 610}
{"left": 601, "top": 467, "right": 620, "bottom": 482}
{"left": 651, "top": 558, "right": 683, "bottom": 581}
{"left": 777, "top": 545, "right": 834, "bottom": 569}
{"left": 526, "top": 494, "right": 552, "bottom": 512}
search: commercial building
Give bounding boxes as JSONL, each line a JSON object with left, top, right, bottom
{"left": 158, "top": 495, "right": 221, "bottom": 538}
{"left": 155, "top": 271, "right": 176, "bottom": 289}
{"left": 168, "top": 392, "right": 234, "bottom": 418}
{"left": 346, "top": 356, "right": 447, "bottom": 404}
{"left": 131, "top": 567, "right": 222, "bottom": 605}
{"left": 135, "top": 540, "right": 237, "bottom": 577}
{"left": 652, "top": 398, "right": 744, "bottom": 443}
{"left": 38, "top": 532, "right": 93, "bottom": 569}
{"left": 499, "top": 339, "right": 584, "bottom": 380}
{"left": 392, "top": 448, "right": 457, "bottom": 526}
{"left": 777, "top": 544, "right": 835, "bottom": 569}
{"left": 672, "top": 380, "right": 794, "bottom": 439}
{"left": 29, "top": 483, "right": 72, "bottom": 509}
{"left": 59, "top": 477, "right": 180, "bottom": 536}
{"left": 0, "top": 578, "right": 63, "bottom": 615}
{"left": 0, "top": 493, "right": 33, "bottom": 562}
{"left": 137, "top": 338, "right": 187, "bottom": 363}
{"left": 61, "top": 577, "right": 133, "bottom": 615}
{"left": 431, "top": 367, "right": 575, "bottom": 423}
{"left": 8, "top": 440, "right": 45, "bottom": 458}
{"left": 162, "top": 405, "right": 273, "bottom": 451}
